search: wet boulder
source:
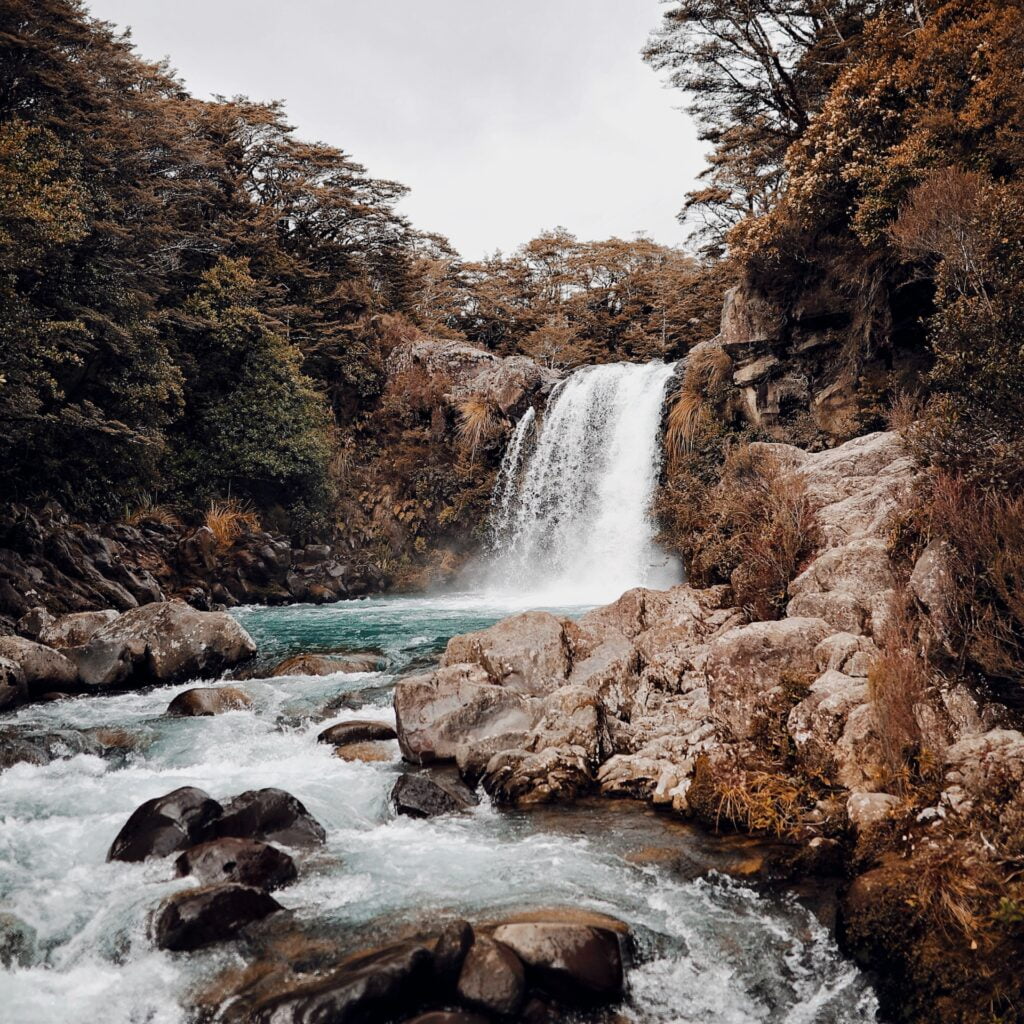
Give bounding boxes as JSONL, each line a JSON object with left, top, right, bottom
{"left": 167, "top": 686, "right": 254, "bottom": 717}
{"left": 37, "top": 610, "right": 119, "bottom": 649}
{"left": 318, "top": 719, "right": 397, "bottom": 745}
{"left": 391, "top": 772, "right": 478, "bottom": 818}
{"left": 491, "top": 921, "right": 624, "bottom": 1004}
{"left": 151, "top": 883, "right": 281, "bottom": 951}
{"left": 0, "top": 911, "right": 36, "bottom": 968}
{"left": 68, "top": 601, "right": 257, "bottom": 689}
{"left": 0, "top": 657, "right": 26, "bottom": 711}
{"left": 240, "top": 942, "right": 434, "bottom": 1024}
{"left": 394, "top": 664, "right": 538, "bottom": 765}
{"left": 456, "top": 936, "right": 526, "bottom": 1017}
{"left": 334, "top": 740, "right": 398, "bottom": 762}
{"left": 174, "top": 837, "right": 297, "bottom": 891}
{"left": 271, "top": 652, "right": 384, "bottom": 677}
{"left": 0, "top": 728, "right": 103, "bottom": 772}
{"left": 0, "top": 636, "right": 79, "bottom": 696}
{"left": 433, "top": 919, "right": 475, "bottom": 986}
{"left": 108, "top": 786, "right": 223, "bottom": 862}
{"left": 214, "top": 787, "right": 326, "bottom": 848}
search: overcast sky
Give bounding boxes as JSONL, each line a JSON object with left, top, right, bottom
{"left": 85, "top": 0, "right": 704, "bottom": 259}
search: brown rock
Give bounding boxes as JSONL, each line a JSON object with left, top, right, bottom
{"left": 150, "top": 883, "right": 281, "bottom": 951}
{"left": 318, "top": 719, "right": 397, "bottom": 745}
{"left": 214, "top": 787, "right": 326, "bottom": 848}
{"left": 0, "top": 636, "right": 79, "bottom": 696}
{"left": 174, "top": 837, "right": 297, "bottom": 891}
{"left": 37, "top": 610, "right": 118, "bottom": 649}
{"left": 334, "top": 741, "right": 398, "bottom": 762}
{"left": 167, "top": 686, "right": 253, "bottom": 717}
{"left": 108, "top": 786, "right": 223, "bottom": 862}
{"left": 456, "top": 936, "right": 526, "bottom": 1017}
{"left": 271, "top": 652, "right": 384, "bottom": 677}
{"left": 392, "top": 773, "right": 478, "bottom": 818}
{"left": 491, "top": 921, "right": 624, "bottom": 1004}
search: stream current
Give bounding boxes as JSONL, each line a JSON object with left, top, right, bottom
{"left": 0, "top": 595, "right": 879, "bottom": 1023}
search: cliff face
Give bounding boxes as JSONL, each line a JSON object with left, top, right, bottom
{"left": 715, "top": 274, "right": 932, "bottom": 442}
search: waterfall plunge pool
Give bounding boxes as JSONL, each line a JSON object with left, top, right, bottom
{"left": 0, "top": 594, "right": 878, "bottom": 1023}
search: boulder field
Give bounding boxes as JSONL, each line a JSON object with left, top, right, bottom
{"left": 392, "top": 430, "right": 1024, "bottom": 1020}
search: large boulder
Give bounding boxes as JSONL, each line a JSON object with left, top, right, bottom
{"left": 37, "top": 610, "right": 118, "bottom": 649}
{"left": 394, "top": 664, "right": 538, "bottom": 765}
{"left": 108, "top": 786, "right": 223, "bottom": 862}
{"left": 490, "top": 921, "right": 624, "bottom": 1004}
{"left": 456, "top": 936, "right": 526, "bottom": 1017}
{"left": 391, "top": 772, "right": 478, "bottom": 818}
{"left": 214, "top": 788, "right": 326, "bottom": 848}
{"left": 705, "top": 617, "right": 834, "bottom": 741}
{"left": 167, "top": 686, "right": 253, "bottom": 717}
{"left": 787, "top": 670, "right": 869, "bottom": 779}
{"left": 0, "top": 636, "right": 79, "bottom": 696}
{"left": 151, "top": 883, "right": 281, "bottom": 951}
{"left": 441, "top": 612, "right": 570, "bottom": 696}
{"left": 68, "top": 601, "right": 256, "bottom": 689}
{"left": 482, "top": 745, "right": 593, "bottom": 806}
{"left": 174, "top": 837, "right": 297, "bottom": 891}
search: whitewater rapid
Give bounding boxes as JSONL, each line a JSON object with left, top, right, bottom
{"left": 0, "top": 596, "right": 878, "bottom": 1024}
{"left": 485, "top": 361, "right": 681, "bottom": 605}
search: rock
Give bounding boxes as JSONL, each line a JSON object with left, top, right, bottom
{"left": 214, "top": 788, "right": 326, "bottom": 848}
{"left": 271, "top": 652, "right": 384, "bottom": 677}
{"left": 787, "top": 671, "right": 869, "bottom": 778}
{"left": 910, "top": 540, "right": 955, "bottom": 650}
{"left": 240, "top": 942, "right": 435, "bottom": 1024}
{"left": 167, "top": 686, "right": 254, "bottom": 716}
{"left": 392, "top": 772, "right": 478, "bottom": 818}
{"left": 318, "top": 719, "right": 397, "bottom": 745}
{"left": 0, "top": 656, "right": 27, "bottom": 710}
{"left": 834, "top": 703, "right": 887, "bottom": 792}
{"left": 151, "top": 883, "right": 281, "bottom": 951}
{"left": 441, "top": 611, "right": 570, "bottom": 696}
{"left": 68, "top": 601, "right": 256, "bottom": 688}
{"left": 705, "top": 617, "right": 834, "bottom": 741}
{"left": 108, "top": 786, "right": 223, "bottom": 862}
{"left": 0, "top": 636, "right": 79, "bottom": 696}
{"left": 174, "top": 837, "right": 297, "bottom": 891}
{"left": 16, "top": 606, "right": 53, "bottom": 641}
{"left": 0, "top": 911, "right": 36, "bottom": 968}
{"left": 394, "top": 664, "right": 538, "bottom": 765}
{"left": 814, "top": 632, "right": 878, "bottom": 678}
{"left": 456, "top": 936, "right": 526, "bottom": 1017}
{"left": 490, "top": 921, "right": 624, "bottom": 1004}
{"left": 847, "top": 792, "right": 901, "bottom": 829}
{"left": 942, "top": 729, "right": 1024, "bottom": 816}
{"left": 433, "top": 919, "right": 474, "bottom": 986}
{"left": 334, "top": 740, "right": 398, "bottom": 762}
{"left": 482, "top": 745, "right": 593, "bottom": 806}
{"left": 37, "top": 609, "right": 118, "bottom": 649}
{"left": 405, "top": 1015, "right": 489, "bottom": 1024}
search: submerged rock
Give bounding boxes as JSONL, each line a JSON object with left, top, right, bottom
{"left": 271, "top": 652, "right": 384, "bottom": 677}
{"left": 0, "top": 728, "right": 103, "bottom": 772}
{"left": 391, "top": 772, "right": 478, "bottom": 818}
{"left": 108, "top": 786, "right": 223, "bottom": 862}
{"left": 151, "top": 883, "right": 281, "bottom": 951}
{"left": 334, "top": 740, "right": 397, "bottom": 762}
{"left": 174, "top": 837, "right": 297, "bottom": 891}
{"left": 0, "top": 911, "right": 36, "bottom": 968}
{"left": 167, "top": 686, "right": 253, "bottom": 717}
{"left": 214, "top": 787, "right": 326, "bottom": 848}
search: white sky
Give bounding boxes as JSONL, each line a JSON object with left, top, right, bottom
{"left": 84, "top": 0, "right": 704, "bottom": 260}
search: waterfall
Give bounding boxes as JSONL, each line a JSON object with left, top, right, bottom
{"left": 485, "top": 360, "right": 681, "bottom": 605}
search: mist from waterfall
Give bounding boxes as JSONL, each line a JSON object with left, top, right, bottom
{"left": 483, "top": 360, "right": 682, "bottom": 605}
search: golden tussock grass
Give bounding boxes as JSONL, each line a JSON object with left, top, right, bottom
{"left": 204, "top": 499, "right": 261, "bottom": 550}
{"left": 665, "top": 344, "right": 733, "bottom": 457}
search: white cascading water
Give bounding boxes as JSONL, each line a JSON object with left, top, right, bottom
{"left": 486, "top": 361, "right": 681, "bottom": 605}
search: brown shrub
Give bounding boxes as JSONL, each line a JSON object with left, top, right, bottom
{"left": 455, "top": 396, "right": 500, "bottom": 459}
{"left": 917, "top": 475, "right": 1024, "bottom": 683}
{"left": 205, "top": 499, "right": 261, "bottom": 550}
{"left": 690, "top": 445, "right": 822, "bottom": 620}
{"left": 665, "top": 344, "right": 734, "bottom": 458}
{"left": 125, "top": 496, "right": 181, "bottom": 528}
{"left": 868, "top": 596, "right": 935, "bottom": 794}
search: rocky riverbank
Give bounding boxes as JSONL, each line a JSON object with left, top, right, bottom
{"left": 392, "top": 429, "right": 1024, "bottom": 1022}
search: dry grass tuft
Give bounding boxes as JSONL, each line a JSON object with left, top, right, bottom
{"left": 455, "top": 396, "right": 499, "bottom": 459}
{"left": 125, "top": 496, "right": 181, "bottom": 528}
{"left": 666, "top": 344, "right": 734, "bottom": 457}
{"left": 713, "top": 768, "right": 804, "bottom": 837}
{"left": 205, "top": 499, "right": 261, "bottom": 550}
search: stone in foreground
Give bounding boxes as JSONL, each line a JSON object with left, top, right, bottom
{"left": 214, "top": 787, "right": 326, "bottom": 848}
{"left": 108, "top": 786, "right": 223, "bottom": 862}
{"left": 174, "top": 837, "right": 297, "bottom": 891}
{"left": 151, "top": 883, "right": 281, "bottom": 951}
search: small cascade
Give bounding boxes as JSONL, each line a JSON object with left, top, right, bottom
{"left": 485, "top": 360, "right": 681, "bottom": 604}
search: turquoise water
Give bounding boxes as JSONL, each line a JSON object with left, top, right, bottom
{"left": 0, "top": 595, "right": 878, "bottom": 1023}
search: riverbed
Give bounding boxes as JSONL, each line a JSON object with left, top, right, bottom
{"left": 0, "top": 595, "right": 879, "bottom": 1023}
